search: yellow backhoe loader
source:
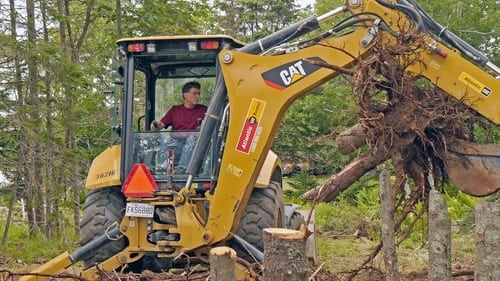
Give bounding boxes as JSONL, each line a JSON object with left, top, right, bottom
{"left": 22, "top": 0, "right": 499, "bottom": 280}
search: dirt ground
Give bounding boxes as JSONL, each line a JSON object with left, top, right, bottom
{"left": 0, "top": 261, "right": 475, "bottom": 281}
{"left": 89, "top": 264, "right": 475, "bottom": 281}
{"left": 310, "top": 266, "right": 475, "bottom": 281}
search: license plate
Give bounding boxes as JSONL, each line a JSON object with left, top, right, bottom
{"left": 125, "top": 202, "right": 155, "bottom": 218}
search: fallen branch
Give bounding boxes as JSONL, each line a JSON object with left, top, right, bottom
{"left": 301, "top": 145, "right": 389, "bottom": 202}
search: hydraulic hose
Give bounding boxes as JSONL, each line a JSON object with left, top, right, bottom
{"left": 410, "top": 0, "right": 489, "bottom": 65}
{"left": 240, "top": 16, "right": 320, "bottom": 54}
{"left": 377, "top": 0, "right": 424, "bottom": 31}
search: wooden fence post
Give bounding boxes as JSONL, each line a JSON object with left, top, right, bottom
{"left": 263, "top": 228, "right": 308, "bottom": 281}
{"left": 474, "top": 202, "right": 499, "bottom": 281}
{"left": 428, "top": 189, "right": 451, "bottom": 281}
{"left": 379, "top": 170, "right": 400, "bottom": 281}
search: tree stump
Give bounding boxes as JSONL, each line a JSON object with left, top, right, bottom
{"left": 428, "top": 189, "right": 451, "bottom": 281}
{"left": 263, "top": 228, "right": 308, "bottom": 281}
{"left": 379, "top": 170, "right": 400, "bottom": 281}
{"left": 474, "top": 202, "right": 500, "bottom": 281}
{"left": 209, "top": 246, "right": 237, "bottom": 281}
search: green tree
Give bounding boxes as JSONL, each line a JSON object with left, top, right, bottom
{"left": 0, "top": 0, "right": 230, "bottom": 243}
{"left": 213, "top": 0, "right": 304, "bottom": 41}
{"left": 273, "top": 80, "right": 357, "bottom": 174}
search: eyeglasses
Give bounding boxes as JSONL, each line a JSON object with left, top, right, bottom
{"left": 186, "top": 90, "right": 200, "bottom": 96}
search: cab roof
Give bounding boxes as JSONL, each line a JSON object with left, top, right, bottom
{"left": 116, "top": 35, "right": 245, "bottom": 78}
{"left": 116, "top": 34, "right": 245, "bottom": 47}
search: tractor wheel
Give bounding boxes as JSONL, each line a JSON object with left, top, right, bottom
{"left": 79, "top": 187, "right": 127, "bottom": 269}
{"left": 232, "top": 180, "right": 285, "bottom": 260}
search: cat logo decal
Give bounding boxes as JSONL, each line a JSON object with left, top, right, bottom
{"left": 262, "top": 57, "right": 324, "bottom": 90}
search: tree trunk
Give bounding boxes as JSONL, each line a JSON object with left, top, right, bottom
{"left": 474, "top": 202, "right": 500, "bottom": 281}
{"left": 301, "top": 146, "right": 389, "bottom": 202}
{"left": 209, "top": 246, "right": 237, "bottom": 281}
{"left": 115, "top": 0, "right": 123, "bottom": 36}
{"left": 336, "top": 123, "right": 367, "bottom": 154}
{"left": 57, "top": 0, "right": 95, "bottom": 235}
{"left": 428, "top": 189, "right": 452, "bottom": 281}
{"left": 263, "top": 228, "right": 308, "bottom": 281}
{"left": 379, "top": 170, "right": 400, "bottom": 281}
{"left": 24, "top": 0, "right": 45, "bottom": 235}
{"left": 1, "top": 185, "right": 17, "bottom": 247}
{"left": 39, "top": 0, "right": 59, "bottom": 240}
{"left": 8, "top": 0, "right": 25, "bottom": 235}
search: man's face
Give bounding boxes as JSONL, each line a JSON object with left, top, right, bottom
{"left": 184, "top": 87, "right": 201, "bottom": 106}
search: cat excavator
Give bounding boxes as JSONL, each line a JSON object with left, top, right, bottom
{"left": 21, "top": 0, "right": 499, "bottom": 280}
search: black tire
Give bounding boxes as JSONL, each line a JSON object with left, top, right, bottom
{"left": 288, "top": 211, "right": 306, "bottom": 231}
{"left": 232, "top": 180, "right": 285, "bottom": 260}
{"left": 79, "top": 187, "right": 127, "bottom": 269}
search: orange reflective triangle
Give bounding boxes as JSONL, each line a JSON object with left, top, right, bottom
{"left": 122, "top": 164, "right": 158, "bottom": 197}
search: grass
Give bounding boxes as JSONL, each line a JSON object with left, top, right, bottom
{"left": 0, "top": 209, "right": 79, "bottom": 271}
{"left": 316, "top": 235, "right": 379, "bottom": 272}
{"left": 315, "top": 230, "right": 476, "bottom": 275}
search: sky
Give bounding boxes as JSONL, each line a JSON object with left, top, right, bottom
{"left": 297, "top": 0, "right": 316, "bottom": 8}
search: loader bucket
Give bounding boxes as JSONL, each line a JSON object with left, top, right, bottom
{"left": 445, "top": 140, "right": 500, "bottom": 197}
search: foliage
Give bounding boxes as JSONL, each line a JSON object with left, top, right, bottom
{"left": 300, "top": 169, "right": 480, "bottom": 245}
{"left": 213, "top": 0, "right": 305, "bottom": 41}
{"left": 117, "top": 0, "right": 213, "bottom": 37}
{"left": 273, "top": 80, "right": 358, "bottom": 174}
{"left": 443, "top": 185, "right": 477, "bottom": 233}
{"left": 0, "top": 206, "right": 78, "bottom": 262}
{"left": 316, "top": 235, "right": 378, "bottom": 273}
{"left": 285, "top": 171, "right": 319, "bottom": 198}
{"left": 418, "top": 0, "right": 499, "bottom": 65}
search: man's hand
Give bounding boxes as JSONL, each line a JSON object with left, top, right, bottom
{"left": 150, "top": 120, "right": 163, "bottom": 131}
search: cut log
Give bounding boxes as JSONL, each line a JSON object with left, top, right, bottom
{"left": 263, "top": 228, "right": 308, "bottom": 281}
{"left": 209, "top": 246, "right": 237, "bottom": 281}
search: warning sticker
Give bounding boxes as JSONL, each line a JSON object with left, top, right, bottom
{"left": 236, "top": 99, "right": 266, "bottom": 154}
{"left": 459, "top": 72, "right": 492, "bottom": 97}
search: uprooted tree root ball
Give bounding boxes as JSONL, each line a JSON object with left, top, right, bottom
{"left": 354, "top": 35, "right": 473, "bottom": 189}
{"left": 301, "top": 30, "right": 496, "bottom": 203}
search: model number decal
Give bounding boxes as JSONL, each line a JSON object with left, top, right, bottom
{"left": 236, "top": 98, "right": 266, "bottom": 154}
{"left": 262, "top": 57, "right": 324, "bottom": 90}
{"left": 95, "top": 170, "right": 116, "bottom": 179}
